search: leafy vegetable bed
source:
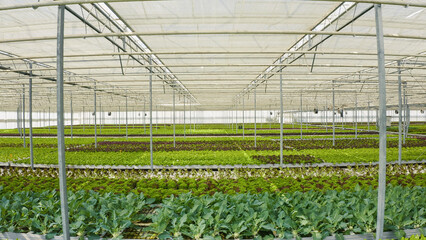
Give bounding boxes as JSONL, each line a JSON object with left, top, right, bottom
{"left": 67, "top": 140, "right": 278, "bottom": 152}
{"left": 1, "top": 170, "right": 424, "bottom": 201}
{"left": 251, "top": 154, "right": 322, "bottom": 164}
{"left": 1, "top": 186, "right": 424, "bottom": 239}
{"left": 0, "top": 187, "right": 153, "bottom": 239}
{"left": 150, "top": 186, "right": 425, "bottom": 239}
{"left": 66, "top": 138, "right": 426, "bottom": 153}
{"left": 1, "top": 164, "right": 423, "bottom": 180}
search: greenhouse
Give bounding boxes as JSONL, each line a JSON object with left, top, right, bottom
{"left": 0, "top": 0, "right": 425, "bottom": 239}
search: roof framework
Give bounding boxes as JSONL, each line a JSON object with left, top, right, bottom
{"left": 0, "top": 0, "right": 425, "bottom": 113}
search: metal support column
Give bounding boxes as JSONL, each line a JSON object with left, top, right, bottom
{"left": 126, "top": 95, "right": 128, "bottom": 139}
{"left": 398, "top": 61, "right": 402, "bottom": 165}
{"left": 23, "top": 85, "right": 26, "bottom": 148}
{"left": 300, "top": 92, "right": 302, "bottom": 140}
{"left": 94, "top": 83, "right": 97, "bottom": 149}
{"left": 70, "top": 92, "right": 73, "bottom": 139}
{"left": 118, "top": 106, "right": 121, "bottom": 131}
{"left": 56, "top": 5, "right": 70, "bottom": 240}
{"left": 279, "top": 67, "right": 284, "bottom": 167}
{"left": 374, "top": 4, "right": 388, "bottom": 240}
{"left": 332, "top": 80, "right": 336, "bottom": 146}
{"left": 149, "top": 57, "right": 153, "bottom": 170}
{"left": 173, "top": 88, "right": 176, "bottom": 148}
{"left": 144, "top": 101, "right": 146, "bottom": 134}
{"left": 254, "top": 85, "right": 257, "bottom": 148}
{"left": 403, "top": 82, "right": 407, "bottom": 144}
{"left": 29, "top": 63, "right": 34, "bottom": 168}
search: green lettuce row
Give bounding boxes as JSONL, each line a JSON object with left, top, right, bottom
{"left": 151, "top": 186, "right": 426, "bottom": 239}
{"left": 0, "top": 188, "right": 154, "bottom": 239}
{"left": 1, "top": 172, "right": 424, "bottom": 201}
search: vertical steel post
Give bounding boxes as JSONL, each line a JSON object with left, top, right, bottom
{"left": 29, "top": 63, "right": 34, "bottom": 169}
{"left": 403, "top": 82, "right": 407, "bottom": 144}
{"left": 374, "top": 4, "right": 388, "bottom": 240}
{"left": 143, "top": 100, "right": 146, "bottom": 134}
{"left": 118, "top": 106, "right": 121, "bottom": 131}
{"left": 254, "top": 85, "right": 257, "bottom": 148}
{"left": 279, "top": 67, "right": 284, "bottom": 167}
{"left": 94, "top": 83, "right": 97, "bottom": 149}
{"left": 56, "top": 5, "right": 70, "bottom": 240}
{"left": 23, "top": 85, "right": 26, "bottom": 148}
{"left": 398, "top": 61, "right": 402, "bottom": 165}
{"left": 70, "top": 92, "right": 73, "bottom": 139}
{"left": 149, "top": 57, "right": 153, "bottom": 170}
{"left": 332, "top": 80, "right": 335, "bottom": 146}
{"left": 126, "top": 94, "right": 128, "bottom": 139}
{"left": 99, "top": 99, "right": 101, "bottom": 134}
{"left": 300, "top": 92, "right": 302, "bottom": 140}
{"left": 173, "top": 88, "right": 176, "bottom": 148}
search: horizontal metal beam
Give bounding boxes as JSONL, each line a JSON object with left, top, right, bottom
{"left": 0, "top": 51, "right": 425, "bottom": 62}
{"left": 1, "top": 30, "right": 425, "bottom": 44}
{"left": 1, "top": 64, "right": 425, "bottom": 72}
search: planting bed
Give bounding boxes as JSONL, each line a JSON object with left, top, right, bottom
{"left": 1, "top": 136, "right": 424, "bottom": 166}
{"left": 1, "top": 124, "right": 425, "bottom": 239}
{"left": 0, "top": 164, "right": 425, "bottom": 239}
